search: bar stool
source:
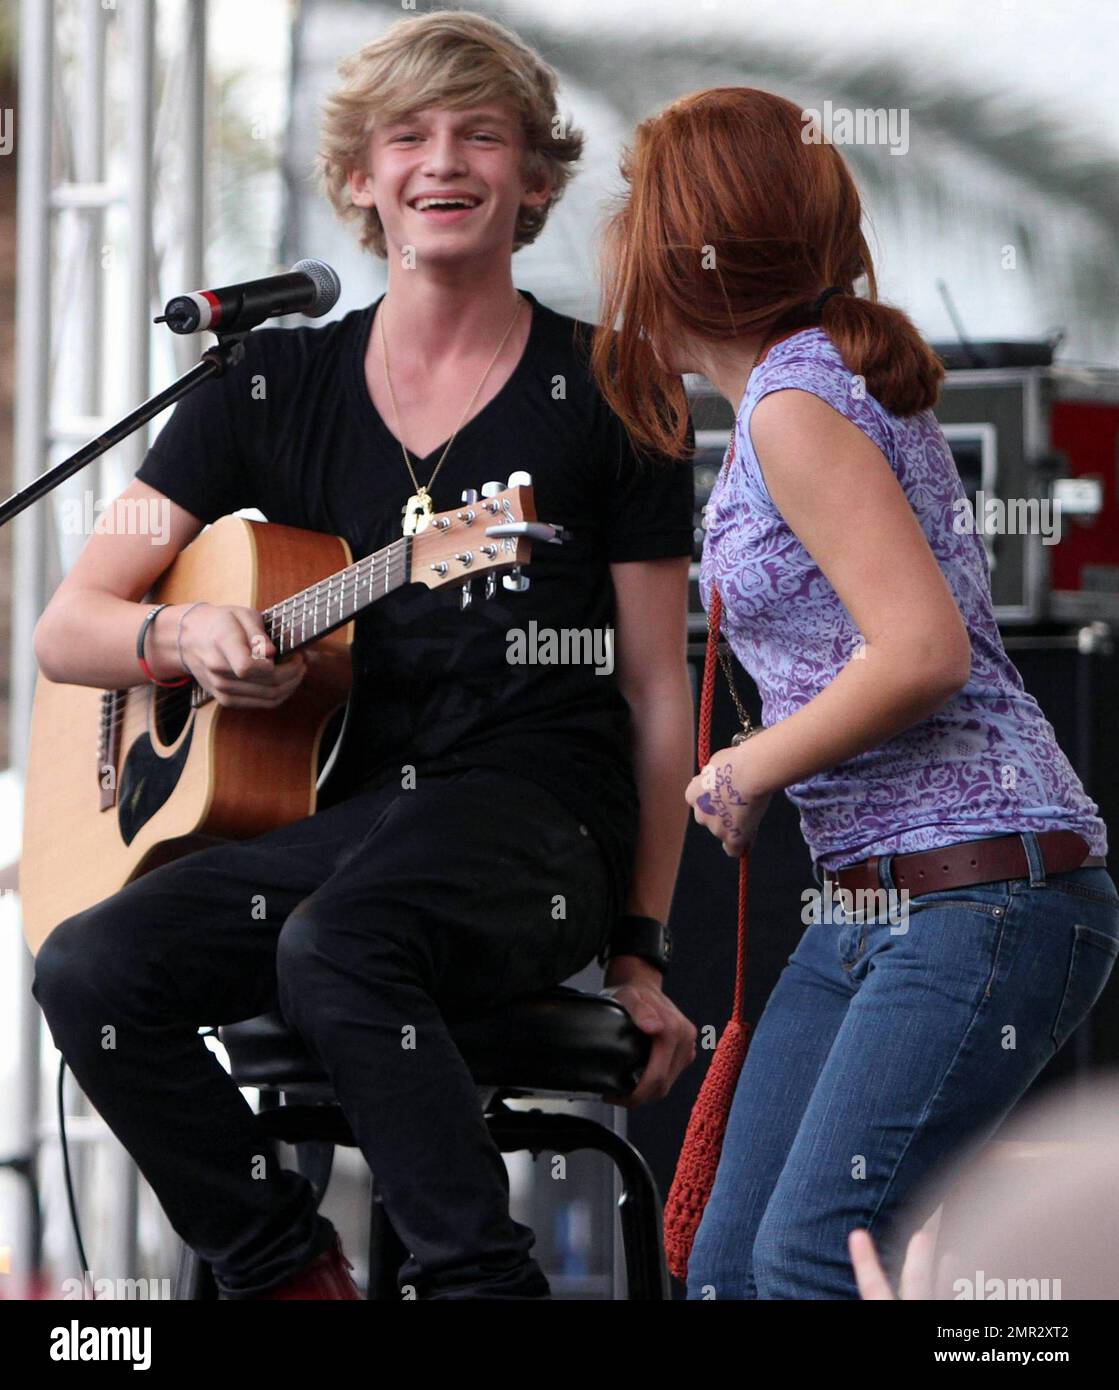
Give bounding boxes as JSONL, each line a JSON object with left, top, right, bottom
{"left": 174, "top": 984, "right": 670, "bottom": 1300}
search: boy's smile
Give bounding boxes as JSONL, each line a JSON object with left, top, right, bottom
{"left": 407, "top": 191, "right": 483, "bottom": 225}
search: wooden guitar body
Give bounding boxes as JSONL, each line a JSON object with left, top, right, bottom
{"left": 20, "top": 516, "right": 354, "bottom": 955}
{"left": 21, "top": 477, "right": 545, "bottom": 956}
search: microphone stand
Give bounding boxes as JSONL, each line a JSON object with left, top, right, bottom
{"left": 0, "top": 332, "right": 248, "bottom": 527}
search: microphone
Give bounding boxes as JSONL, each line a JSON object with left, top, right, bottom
{"left": 154, "top": 259, "right": 341, "bottom": 335}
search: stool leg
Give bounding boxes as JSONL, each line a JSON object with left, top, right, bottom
{"left": 609, "top": 1138, "right": 671, "bottom": 1299}
{"left": 485, "top": 1106, "right": 671, "bottom": 1300}
{"left": 366, "top": 1175, "right": 408, "bottom": 1300}
{"left": 174, "top": 1241, "right": 217, "bottom": 1300}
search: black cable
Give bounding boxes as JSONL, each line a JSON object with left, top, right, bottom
{"left": 56, "top": 1033, "right": 220, "bottom": 1294}
{"left": 57, "top": 1055, "right": 93, "bottom": 1294}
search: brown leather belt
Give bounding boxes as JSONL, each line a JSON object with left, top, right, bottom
{"left": 827, "top": 830, "right": 1106, "bottom": 896}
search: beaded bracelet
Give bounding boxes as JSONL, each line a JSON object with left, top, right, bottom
{"left": 136, "top": 604, "right": 192, "bottom": 688}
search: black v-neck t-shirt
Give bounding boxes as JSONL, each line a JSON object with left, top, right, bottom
{"left": 136, "top": 289, "right": 696, "bottom": 921}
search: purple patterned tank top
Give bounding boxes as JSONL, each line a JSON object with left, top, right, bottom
{"left": 698, "top": 327, "right": 1108, "bottom": 872}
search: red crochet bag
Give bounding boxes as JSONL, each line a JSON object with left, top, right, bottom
{"left": 663, "top": 438, "right": 758, "bottom": 1284}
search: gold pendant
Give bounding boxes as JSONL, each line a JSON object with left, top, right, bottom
{"left": 402, "top": 489, "right": 434, "bottom": 536}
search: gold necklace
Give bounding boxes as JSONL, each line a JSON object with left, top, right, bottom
{"left": 379, "top": 292, "right": 526, "bottom": 535}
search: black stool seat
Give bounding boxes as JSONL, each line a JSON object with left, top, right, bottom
{"left": 179, "top": 985, "right": 670, "bottom": 1299}
{"left": 219, "top": 985, "right": 648, "bottom": 1098}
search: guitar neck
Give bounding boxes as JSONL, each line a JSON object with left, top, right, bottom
{"left": 175, "top": 481, "right": 541, "bottom": 709}
{"left": 262, "top": 534, "right": 413, "bottom": 655}
{"left": 187, "top": 534, "right": 412, "bottom": 708}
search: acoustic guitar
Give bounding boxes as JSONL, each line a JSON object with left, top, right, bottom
{"left": 20, "top": 475, "right": 560, "bottom": 955}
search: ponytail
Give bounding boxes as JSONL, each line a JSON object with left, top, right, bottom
{"left": 815, "top": 290, "right": 944, "bottom": 417}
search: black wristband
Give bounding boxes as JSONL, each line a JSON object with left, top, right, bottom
{"left": 598, "top": 914, "right": 673, "bottom": 973}
{"left": 136, "top": 603, "right": 171, "bottom": 664}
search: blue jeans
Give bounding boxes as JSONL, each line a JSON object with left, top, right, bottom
{"left": 686, "top": 832, "right": 1119, "bottom": 1300}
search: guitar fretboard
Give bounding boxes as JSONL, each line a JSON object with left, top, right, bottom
{"left": 262, "top": 535, "right": 412, "bottom": 654}
{"left": 188, "top": 534, "right": 413, "bottom": 707}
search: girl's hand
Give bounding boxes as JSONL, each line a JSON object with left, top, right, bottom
{"left": 684, "top": 743, "right": 772, "bottom": 857}
{"left": 848, "top": 1225, "right": 937, "bottom": 1300}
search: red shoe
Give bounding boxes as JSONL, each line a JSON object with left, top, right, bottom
{"left": 245, "top": 1233, "right": 363, "bottom": 1300}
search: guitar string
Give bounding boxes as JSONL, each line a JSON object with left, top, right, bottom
{"left": 102, "top": 536, "right": 416, "bottom": 732}
{"left": 105, "top": 502, "right": 509, "bottom": 736}
{"left": 190, "top": 540, "right": 412, "bottom": 708}
{"left": 261, "top": 493, "right": 507, "bottom": 643}
{"left": 262, "top": 538, "right": 411, "bottom": 651}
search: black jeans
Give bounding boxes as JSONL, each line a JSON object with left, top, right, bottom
{"left": 31, "top": 766, "right": 613, "bottom": 1299}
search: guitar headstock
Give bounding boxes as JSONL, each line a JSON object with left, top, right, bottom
{"left": 409, "top": 472, "right": 568, "bottom": 601}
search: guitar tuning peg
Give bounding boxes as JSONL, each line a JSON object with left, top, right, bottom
{"left": 460, "top": 580, "right": 473, "bottom": 611}
{"left": 507, "top": 470, "right": 532, "bottom": 488}
{"left": 461, "top": 488, "right": 479, "bottom": 504}
{"left": 480, "top": 481, "right": 503, "bottom": 497}
{"left": 485, "top": 572, "right": 497, "bottom": 599}
{"left": 503, "top": 566, "right": 529, "bottom": 593}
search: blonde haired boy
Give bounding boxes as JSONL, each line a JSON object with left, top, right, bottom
{"left": 33, "top": 11, "right": 696, "bottom": 1301}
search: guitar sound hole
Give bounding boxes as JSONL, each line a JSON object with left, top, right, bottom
{"left": 153, "top": 685, "right": 195, "bottom": 746}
